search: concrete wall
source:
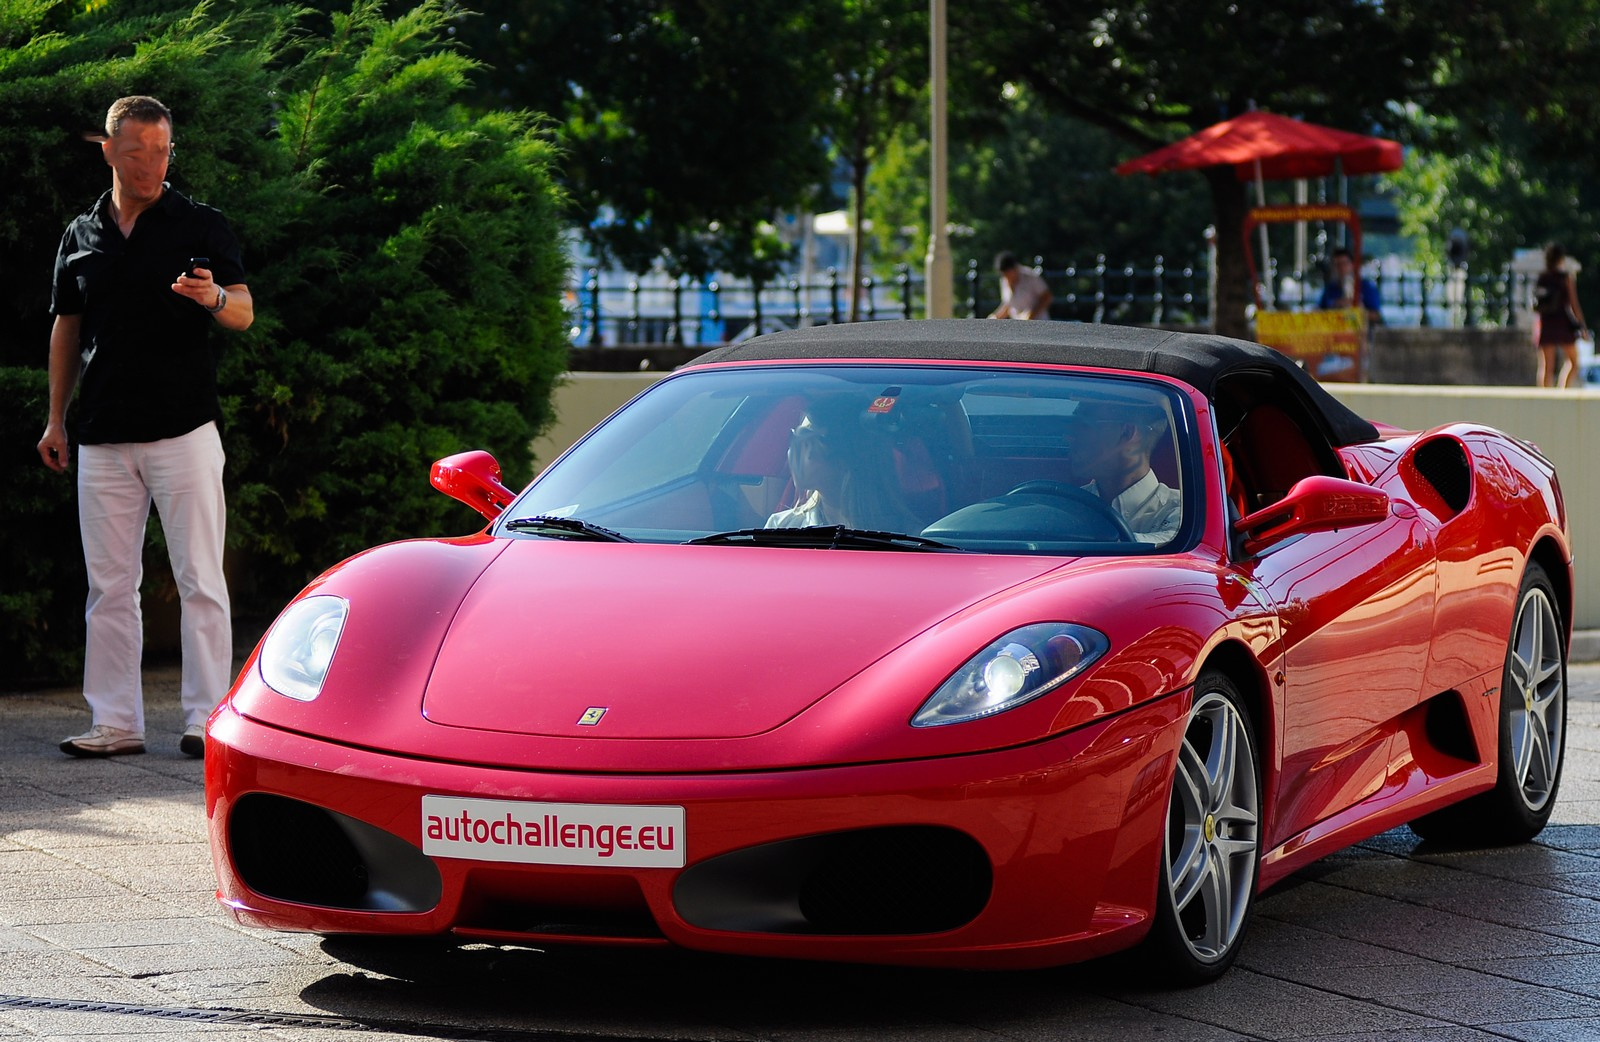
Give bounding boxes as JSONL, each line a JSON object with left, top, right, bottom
{"left": 1366, "top": 327, "right": 1536, "bottom": 385}
{"left": 536, "top": 372, "right": 1597, "bottom": 628}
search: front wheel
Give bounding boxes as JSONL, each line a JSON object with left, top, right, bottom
{"left": 1145, "top": 672, "right": 1261, "bottom": 984}
{"left": 1410, "top": 562, "right": 1567, "bottom": 846}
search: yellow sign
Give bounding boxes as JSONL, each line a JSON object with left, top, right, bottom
{"left": 1247, "top": 203, "right": 1359, "bottom": 226}
{"left": 1256, "top": 308, "right": 1365, "bottom": 382}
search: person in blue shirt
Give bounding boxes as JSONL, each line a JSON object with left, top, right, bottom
{"left": 1318, "top": 248, "right": 1382, "bottom": 325}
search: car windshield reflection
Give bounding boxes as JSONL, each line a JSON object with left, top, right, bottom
{"left": 508, "top": 365, "right": 1194, "bottom": 555}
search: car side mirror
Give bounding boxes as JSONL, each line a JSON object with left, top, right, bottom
{"left": 1232, "top": 475, "right": 1390, "bottom": 556}
{"left": 431, "top": 450, "right": 515, "bottom": 522}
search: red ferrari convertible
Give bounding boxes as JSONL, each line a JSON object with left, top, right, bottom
{"left": 207, "top": 321, "right": 1570, "bottom": 982}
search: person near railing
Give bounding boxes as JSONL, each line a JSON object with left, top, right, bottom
{"left": 987, "top": 251, "right": 1054, "bottom": 320}
{"left": 1534, "top": 243, "right": 1588, "bottom": 388}
{"left": 1318, "top": 248, "right": 1382, "bottom": 327}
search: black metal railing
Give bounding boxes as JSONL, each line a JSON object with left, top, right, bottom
{"left": 569, "top": 259, "right": 1538, "bottom": 347}
{"left": 573, "top": 265, "right": 919, "bottom": 348}
{"left": 974, "top": 256, "right": 1205, "bottom": 326}
{"left": 1266, "top": 265, "right": 1532, "bottom": 329}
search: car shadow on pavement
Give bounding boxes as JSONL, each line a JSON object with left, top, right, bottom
{"left": 308, "top": 936, "right": 1143, "bottom": 1037}
{"left": 296, "top": 823, "right": 1600, "bottom": 1041}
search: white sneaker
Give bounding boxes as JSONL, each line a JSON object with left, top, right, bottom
{"left": 60, "top": 724, "right": 145, "bottom": 758}
{"left": 180, "top": 724, "right": 205, "bottom": 759}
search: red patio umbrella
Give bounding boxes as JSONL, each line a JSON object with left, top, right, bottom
{"left": 1114, "top": 110, "right": 1403, "bottom": 181}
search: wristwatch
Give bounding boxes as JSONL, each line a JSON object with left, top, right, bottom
{"left": 206, "top": 286, "right": 228, "bottom": 314}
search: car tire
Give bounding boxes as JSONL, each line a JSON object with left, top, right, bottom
{"left": 1146, "top": 671, "right": 1261, "bottom": 984}
{"left": 1409, "top": 562, "right": 1567, "bottom": 847}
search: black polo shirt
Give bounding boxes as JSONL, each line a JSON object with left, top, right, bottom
{"left": 51, "top": 185, "right": 247, "bottom": 445}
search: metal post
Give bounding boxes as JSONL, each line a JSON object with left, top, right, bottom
{"left": 1158, "top": 254, "right": 1171, "bottom": 323}
{"left": 671, "top": 277, "right": 685, "bottom": 346}
{"left": 790, "top": 276, "right": 804, "bottom": 327}
{"left": 1094, "top": 255, "right": 1107, "bottom": 324}
{"left": 626, "top": 278, "right": 640, "bottom": 343}
{"left": 585, "top": 267, "right": 602, "bottom": 346}
{"left": 707, "top": 279, "right": 722, "bottom": 342}
{"left": 923, "top": 0, "right": 952, "bottom": 318}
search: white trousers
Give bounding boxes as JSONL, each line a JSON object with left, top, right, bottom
{"left": 78, "top": 422, "right": 231, "bottom": 732}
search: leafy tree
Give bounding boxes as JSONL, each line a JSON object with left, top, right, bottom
{"left": 1388, "top": 128, "right": 1600, "bottom": 320}
{"left": 1386, "top": 4, "right": 1600, "bottom": 304}
{"left": 868, "top": 82, "right": 1213, "bottom": 315}
{"left": 0, "top": 0, "right": 568, "bottom": 684}
{"left": 0, "top": 0, "right": 292, "bottom": 686}
{"left": 0, "top": 0, "right": 288, "bottom": 369}
{"left": 229, "top": 0, "right": 568, "bottom": 575}
{"left": 808, "top": 0, "right": 926, "bottom": 318}
{"left": 452, "top": 0, "right": 833, "bottom": 280}
{"left": 950, "top": 0, "right": 1445, "bottom": 337}
{"left": 1418, "top": 2, "right": 1600, "bottom": 161}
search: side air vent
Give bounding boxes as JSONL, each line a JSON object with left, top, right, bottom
{"left": 1408, "top": 437, "right": 1471, "bottom": 517}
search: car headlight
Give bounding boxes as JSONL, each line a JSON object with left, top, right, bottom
{"left": 912, "top": 623, "right": 1109, "bottom": 727}
{"left": 258, "top": 595, "right": 348, "bottom": 702}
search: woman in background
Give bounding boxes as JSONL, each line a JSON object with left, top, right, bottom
{"left": 1535, "top": 243, "right": 1588, "bottom": 388}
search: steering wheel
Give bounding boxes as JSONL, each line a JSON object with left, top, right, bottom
{"left": 1004, "top": 480, "right": 1137, "bottom": 542}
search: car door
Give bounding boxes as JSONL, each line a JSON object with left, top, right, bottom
{"left": 1224, "top": 401, "right": 1437, "bottom": 851}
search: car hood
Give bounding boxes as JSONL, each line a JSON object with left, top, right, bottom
{"left": 420, "top": 541, "right": 1066, "bottom": 740}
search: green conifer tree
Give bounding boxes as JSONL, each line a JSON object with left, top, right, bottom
{"left": 0, "top": 0, "right": 568, "bottom": 684}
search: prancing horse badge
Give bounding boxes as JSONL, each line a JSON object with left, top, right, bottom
{"left": 578, "top": 707, "right": 608, "bottom": 726}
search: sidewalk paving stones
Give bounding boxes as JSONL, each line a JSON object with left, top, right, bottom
{"left": 5, "top": 662, "right": 1600, "bottom": 1040}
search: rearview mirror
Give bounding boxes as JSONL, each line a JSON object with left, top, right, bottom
{"left": 431, "top": 450, "right": 515, "bottom": 522}
{"left": 1233, "top": 475, "right": 1390, "bottom": 555}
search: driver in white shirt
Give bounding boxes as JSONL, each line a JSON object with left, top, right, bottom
{"left": 1064, "top": 400, "right": 1182, "bottom": 544}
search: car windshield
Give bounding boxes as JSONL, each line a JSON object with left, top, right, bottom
{"left": 507, "top": 364, "right": 1196, "bottom": 555}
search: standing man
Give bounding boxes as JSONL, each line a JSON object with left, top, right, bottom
{"left": 37, "top": 95, "right": 253, "bottom": 758}
{"left": 987, "top": 251, "right": 1053, "bottom": 320}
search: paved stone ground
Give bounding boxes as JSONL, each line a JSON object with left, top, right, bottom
{"left": 5, "top": 663, "right": 1600, "bottom": 1041}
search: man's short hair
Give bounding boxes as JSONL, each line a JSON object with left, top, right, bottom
{"left": 106, "top": 96, "right": 172, "bottom": 138}
{"left": 994, "top": 251, "right": 1019, "bottom": 273}
{"left": 1073, "top": 397, "right": 1169, "bottom": 451}
{"left": 1330, "top": 247, "right": 1354, "bottom": 262}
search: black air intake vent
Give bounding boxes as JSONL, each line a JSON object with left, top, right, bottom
{"left": 1411, "top": 438, "right": 1471, "bottom": 516}
{"left": 675, "top": 826, "right": 992, "bottom": 935}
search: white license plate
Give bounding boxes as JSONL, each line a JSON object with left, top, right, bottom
{"left": 421, "top": 796, "right": 685, "bottom": 868}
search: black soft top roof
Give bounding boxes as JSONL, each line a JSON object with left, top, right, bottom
{"left": 693, "top": 320, "right": 1380, "bottom": 447}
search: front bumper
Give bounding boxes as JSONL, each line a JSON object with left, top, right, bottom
{"left": 206, "top": 693, "right": 1185, "bottom": 970}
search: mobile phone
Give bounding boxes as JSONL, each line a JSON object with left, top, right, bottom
{"left": 187, "top": 257, "right": 210, "bottom": 279}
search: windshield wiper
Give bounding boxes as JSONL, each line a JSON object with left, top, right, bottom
{"left": 503, "top": 515, "right": 635, "bottom": 542}
{"left": 687, "top": 525, "right": 966, "bottom": 552}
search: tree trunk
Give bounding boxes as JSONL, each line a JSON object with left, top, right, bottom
{"left": 1204, "top": 167, "right": 1252, "bottom": 341}
{"left": 849, "top": 157, "right": 868, "bottom": 323}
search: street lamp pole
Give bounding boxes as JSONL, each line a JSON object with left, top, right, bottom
{"left": 924, "top": 0, "right": 952, "bottom": 318}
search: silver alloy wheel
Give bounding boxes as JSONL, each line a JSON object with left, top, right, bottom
{"left": 1165, "top": 690, "right": 1260, "bottom": 963}
{"left": 1509, "top": 584, "right": 1565, "bottom": 812}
